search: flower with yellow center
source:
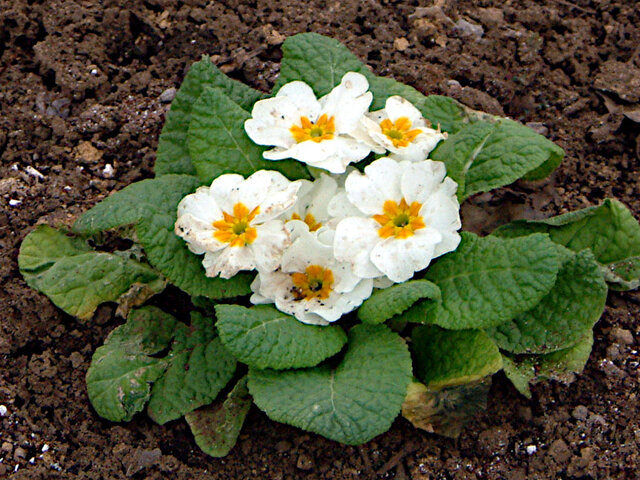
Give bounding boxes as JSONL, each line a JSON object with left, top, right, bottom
{"left": 291, "top": 265, "right": 334, "bottom": 300}
{"left": 379, "top": 117, "right": 423, "bottom": 148}
{"left": 251, "top": 228, "right": 373, "bottom": 325}
{"left": 351, "top": 96, "right": 447, "bottom": 162}
{"left": 285, "top": 174, "right": 338, "bottom": 235}
{"left": 174, "top": 170, "right": 300, "bottom": 279}
{"left": 244, "top": 72, "right": 374, "bottom": 173}
{"left": 213, "top": 203, "right": 260, "bottom": 247}
{"left": 333, "top": 157, "right": 462, "bottom": 283}
{"left": 373, "top": 198, "right": 425, "bottom": 239}
{"left": 290, "top": 114, "right": 335, "bottom": 144}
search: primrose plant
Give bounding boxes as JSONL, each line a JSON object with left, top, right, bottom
{"left": 19, "top": 33, "right": 640, "bottom": 456}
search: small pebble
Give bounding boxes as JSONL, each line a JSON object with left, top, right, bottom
{"left": 14, "top": 447, "right": 26, "bottom": 460}
{"left": 526, "top": 445, "right": 537, "bottom": 455}
{"left": 572, "top": 405, "right": 589, "bottom": 420}
{"left": 29, "top": 457, "right": 35, "bottom": 464}
{"left": 90, "top": 68, "right": 99, "bottom": 76}
{"left": 296, "top": 452, "right": 314, "bottom": 471}
{"left": 159, "top": 87, "right": 177, "bottom": 103}
{"left": 453, "top": 19, "right": 484, "bottom": 39}
{"left": 0, "top": 405, "right": 7, "bottom": 416}
{"left": 25, "top": 165, "right": 45, "bottom": 180}
{"left": 102, "top": 164, "right": 114, "bottom": 178}
{"left": 42, "top": 444, "right": 50, "bottom": 453}
{"left": 394, "top": 37, "right": 410, "bottom": 51}
{"left": 612, "top": 328, "right": 633, "bottom": 346}
{"left": 8, "top": 199, "right": 21, "bottom": 207}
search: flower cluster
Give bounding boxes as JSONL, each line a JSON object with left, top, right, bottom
{"left": 175, "top": 72, "right": 461, "bottom": 325}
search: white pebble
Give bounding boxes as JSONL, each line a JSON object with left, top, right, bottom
{"left": 42, "top": 444, "right": 50, "bottom": 453}
{"left": 25, "top": 165, "right": 45, "bottom": 180}
{"left": 29, "top": 457, "right": 35, "bottom": 464}
{"left": 102, "top": 164, "right": 114, "bottom": 178}
{"left": 526, "top": 445, "right": 537, "bottom": 455}
{"left": 8, "top": 199, "right": 21, "bottom": 207}
{"left": 0, "top": 405, "right": 7, "bottom": 416}
{"left": 90, "top": 68, "right": 99, "bottom": 76}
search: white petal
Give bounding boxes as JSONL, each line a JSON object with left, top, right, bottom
{"left": 302, "top": 174, "right": 338, "bottom": 221}
{"left": 276, "top": 81, "right": 321, "bottom": 120}
{"left": 400, "top": 160, "right": 447, "bottom": 205}
{"left": 334, "top": 217, "right": 383, "bottom": 278}
{"left": 327, "top": 190, "right": 363, "bottom": 220}
{"left": 175, "top": 213, "right": 225, "bottom": 254}
{"left": 176, "top": 186, "right": 222, "bottom": 224}
{"left": 420, "top": 190, "right": 462, "bottom": 232}
{"left": 388, "top": 130, "right": 447, "bottom": 162}
{"left": 345, "top": 157, "right": 403, "bottom": 214}
{"left": 266, "top": 138, "right": 368, "bottom": 173}
{"left": 371, "top": 228, "right": 442, "bottom": 283}
{"left": 239, "top": 170, "right": 300, "bottom": 222}
{"left": 320, "top": 72, "right": 372, "bottom": 133}
{"left": 306, "top": 278, "right": 373, "bottom": 322}
{"left": 203, "top": 246, "right": 255, "bottom": 279}
{"left": 245, "top": 96, "right": 301, "bottom": 148}
{"left": 249, "top": 274, "right": 272, "bottom": 305}
{"left": 434, "top": 231, "right": 461, "bottom": 258}
{"left": 208, "top": 174, "right": 245, "bottom": 213}
{"left": 251, "top": 220, "right": 290, "bottom": 272}
{"left": 384, "top": 96, "right": 424, "bottom": 124}
{"left": 372, "top": 276, "right": 395, "bottom": 289}
{"left": 350, "top": 115, "right": 387, "bottom": 153}
{"left": 281, "top": 230, "right": 333, "bottom": 272}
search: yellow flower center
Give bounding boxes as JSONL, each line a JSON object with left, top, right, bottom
{"left": 373, "top": 199, "right": 425, "bottom": 239}
{"left": 290, "top": 114, "right": 335, "bottom": 143}
{"left": 291, "top": 265, "right": 334, "bottom": 301}
{"left": 212, "top": 202, "right": 259, "bottom": 247}
{"left": 291, "top": 212, "right": 322, "bottom": 232}
{"left": 380, "top": 116, "right": 422, "bottom": 148}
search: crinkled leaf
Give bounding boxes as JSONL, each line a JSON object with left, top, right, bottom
{"left": 187, "top": 87, "right": 308, "bottom": 184}
{"left": 75, "top": 175, "right": 252, "bottom": 299}
{"left": 487, "top": 249, "right": 607, "bottom": 354}
{"left": 493, "top": 199, "right": 640, "bottom": 290}
{"left": 248, "top": 324, "right": 412, "bottom": 445}
{"left": 401, "top": 379, "right": 491, "bottom": 439}
{"left": 419, "top": 95, "right": 473, "bottom": 134}
{"left": 185, "top": 376, "right": 252, "bottom": 457}
{"left": 424, "top": 232, "right": 562, "bottom": 329}
{"left": 155, "top": 56, "right": 264, "bottom": 176}
{"left": 86, "top": 307, "right": 179, "bottom": 422}
{"left": 216, "top": 304, "right": 347, "bottom": 370}
{"left": 431, "top": 119, "right": 564, "bottom": 200}
{"left": 502, "top": 331, "right": 594, "bottom": 399}
{"left": 412, "top": 326, "right": 502, "bottom": 389}
{"left": 148, "top": 312, "right": 237, "bottom": 424}
{"left": 357, "top": 280, "right": 440, "bottom": 325}
{"left": 19, "top": 226, "right": 165, "bottom": 320}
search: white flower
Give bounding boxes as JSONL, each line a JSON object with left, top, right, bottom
{"left": 285, "top": 174, "right": 338, "bottom": 233}
{"left": 352, "top": 96, "right": 446, "bottom": 162}
{"left": 251, "top": 228, "right": 373, "bottom": 325}
{"left": 333, "top": 157, "right": 461, "bottom": 283}
{"left": 244, "top": 72, "right": 373, "bottom": 173}
{"left": 174, "top": 170, "right": 300, "bottom": 279}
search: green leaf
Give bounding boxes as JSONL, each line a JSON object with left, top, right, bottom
{"left": 412, "top": 326, "right": 502, "bottom": 389}
{"left": 216, "top": 304, "right": 347, "bottom": 370}
{"left": 357, "top": 280, "right": 440, "bottom": 325}
{"left": 275, "top": 33, "right": 369, "bottom": 96}
{"left": 419, "top": 95, "right": 472, "bottom": 134}
{"left": 248, "top": 324, "right": 412, "bottom": 445}
{"left": 86, "top": 307, "right": 179, "bottom": 422}
{"left": 424, "top": 232, "right": 562, "bottom": 329}
{"left": 148, "top": 312, "right": 237, "bottom": 424}
{"left": 19, "top": 226, "right": 165, "bottom": 320}
{"left": 603, "top": 256, "right": 640, "bottom": 291}
{"left": 185, "top": 376, "right": 252, "bottom": 457}
{"left": 431, "top": 119, "right": 564, "bottom": 200}
{"left": 402, "top": 379, "right": 491, "bottom": 438}
{"left": 493, "top": 199, "right": 640, "bottom": 291}
{"left": 73, "top": 175, "right": 252, "bottom": 299}
{"left": 187, "top": 87, "right": 307, "bottom": 183}
{"left": 156, "top": 56, "right": 265, "bottom": 176}
{"left": 487, "top": 249, "right": 607, "bottom": 354}
{"left": 502, "top": 331, "right": 593, "bottom": 399}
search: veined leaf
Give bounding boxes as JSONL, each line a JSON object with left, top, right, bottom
{"left": 357, "top": 280, "right": 440, "bottom": 325}
{"left": 216, "top": 304, "right": 347, "bottom": 370}
{"left": 424, "top": 232, "right": 563, "bottom": 329}
{"left": 248, "top": 324, "right": 412, "bottom": 445}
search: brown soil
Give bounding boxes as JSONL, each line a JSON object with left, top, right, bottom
{"left": 1, "top": 0, "right": 639, "bottom": 479}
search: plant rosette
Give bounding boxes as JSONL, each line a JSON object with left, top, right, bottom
{"left": 18, "top": 33, "right": 640, "bottom": 457}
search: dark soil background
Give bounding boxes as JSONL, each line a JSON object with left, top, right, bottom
{"left": 1, "top": 0, "right": 639, "bottom": 478}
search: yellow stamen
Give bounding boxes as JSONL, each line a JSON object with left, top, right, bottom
{"left": 290, "top": 114, "right": 335, "bottom": 143}
{"left": 380, "top": 117, "right": 422, "bottom": 148}
{"left": 291, "top": 212, "right": 322, "bottom": 232}
{"left": 373, "top": 199, "right": 425, "bottom": 239}
{"left": 291, "top": 265, "right": 334, "bottom": 301}
{"left": 213, "top": 203, "right": 260, "bottom": 247}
